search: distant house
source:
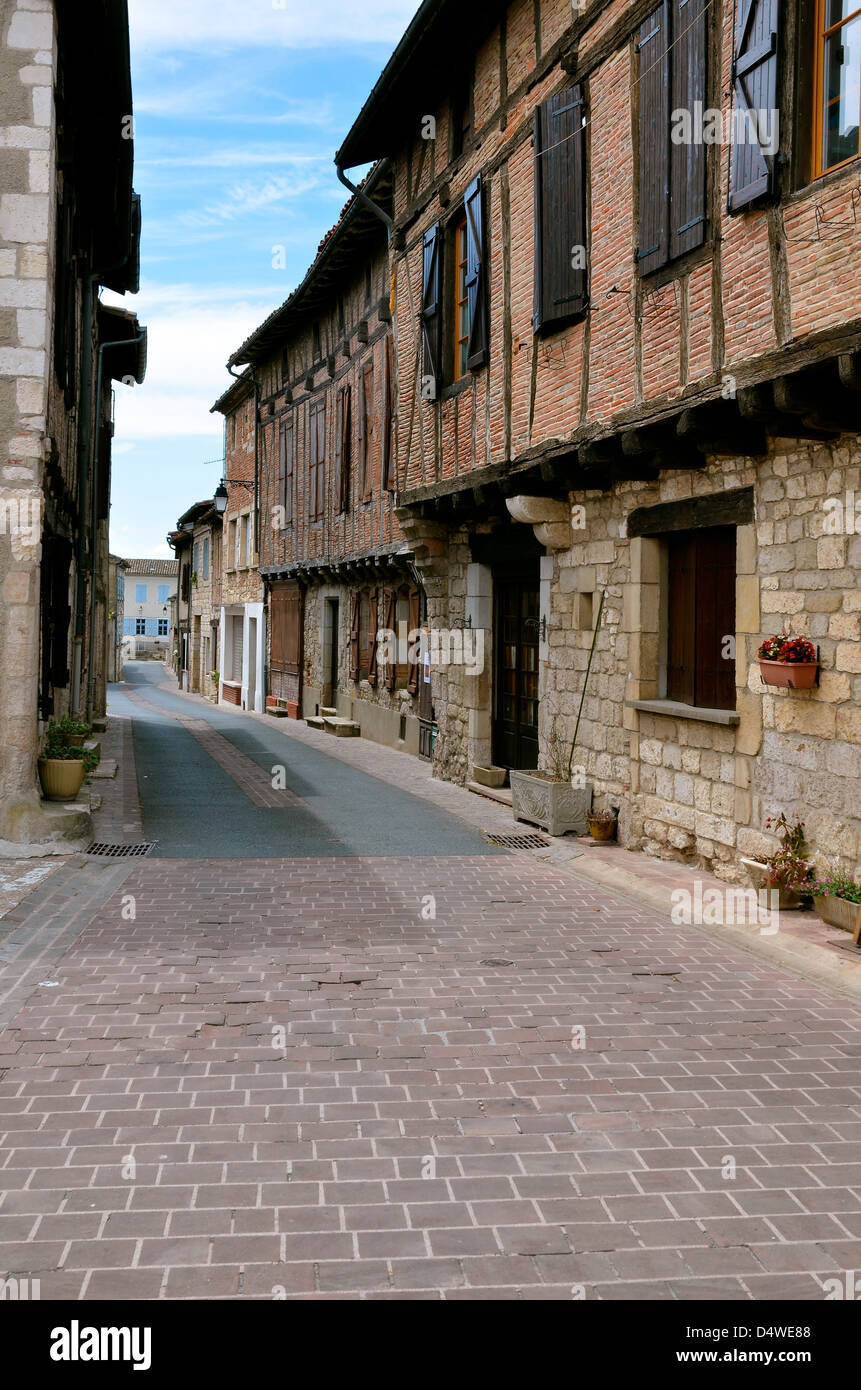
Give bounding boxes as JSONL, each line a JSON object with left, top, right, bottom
{"left": 120, "top": 559, "right": 178, "bottom": 660}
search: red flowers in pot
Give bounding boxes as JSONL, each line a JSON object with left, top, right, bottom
{"left": 757, "top": 634, "right": 819, "bottom": 689}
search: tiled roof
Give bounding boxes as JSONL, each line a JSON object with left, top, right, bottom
{"left": 121, "top": 558, "right": 179, "bottom": 576}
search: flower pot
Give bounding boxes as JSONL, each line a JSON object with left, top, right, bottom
{"left": 813, "top": 894, "right": 861, "bottom": 934}
{"left": 510, "top": 770, "right": 592, "bottom": 837}
{"left": 66, "top": 733, "right": 87, "bottom": 747}
{"left": 472, "top": 764, "right": 507, "bottom": 789}
{"left": 38, "top": 758, "right": 85, "bottom": 802}
{"left": 587, "top": 817, "right": 617, "bottom": 842}
{"left": 758, "top": 660, "right": 818, "bottom": 690}
{"left": 740, "top": 857, "right": 802, "bottom": 909}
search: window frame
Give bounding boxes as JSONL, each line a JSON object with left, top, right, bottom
{"left": 452, "top": 213, "right": 470, "bottom": 382}
{"left": 308, "top": 398, "right": 327, "bottom": 522}
{"left": 813, "top": 0, "right": 861, "bottom": 177}
{"left": 664, "top": 526, "right": 737, "bottom": 712}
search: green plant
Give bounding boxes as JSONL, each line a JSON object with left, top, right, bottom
{"left": 49, "top": 715, "right": 91, "bottom": 738}
{"left": 41, "top": 734, "right": 84, "bottom": 762}
{"left": 808, "top": 864, "right": 861, "bottom": 903}
{"left": 762, "top": 812, "right": 813, "bottom": 891}
{"left": 211, "top": 669, "right": 220, "bottom": 685}
{"left": 587, "top": 808, "right": 617, "bottom": 825}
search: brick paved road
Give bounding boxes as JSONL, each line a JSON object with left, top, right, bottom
{"left": 2, "top": 854, "right": 861, "bottom": 1300}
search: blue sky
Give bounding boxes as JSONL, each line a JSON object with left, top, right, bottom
{"left": 106, "top": 0, "right": 420, "bottom": 559}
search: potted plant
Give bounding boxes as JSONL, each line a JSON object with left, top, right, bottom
{"left": 757, "top": 634, "right": 819, "bottom": 689}
{"left": 586, "top": 808, "right": 617, "bottom": 841}
{"left": 511, "top": 715, "right": 593, "bottom": 837}
{"left": 740, "top": 812, "right": 813, "bottom": 909}
{"left": 49, "top": 715, "right": 92, "bottom": 748}
{"left": 211, "top": 669, "right": 220, "bottom": 698}
{"left": 809, "top": 864, "right": 861, "bottom": 935}
{"left": 37, "top": 732, "right": 86, "bottom": 801}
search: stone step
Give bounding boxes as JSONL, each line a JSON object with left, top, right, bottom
{"left": 266, "top": 707, "right": 290, "bottom": 718}
{"left": 319, "top": 707, "right": 338, "bottom": 717}
{"left": 305, "top": 716, "right": 325, "bottom": 730}
{"left": 323, "top": 717, "right": 360, "bottom": 738}
{"left": 467, "top": 780, "right": 513, "bottom": 807}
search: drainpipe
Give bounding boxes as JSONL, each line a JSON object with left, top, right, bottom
{"left": 70, "top": 273, "right": 96, "bottom": 715}
{"left": 87, "top": 331, "right": 146, "bottom": 719}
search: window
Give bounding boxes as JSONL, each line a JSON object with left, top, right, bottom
{"left": 281, "top": 347, "right": 290, "bottom": 385}
{"left": 202, "top": 537, "right": 210, "bottom": 579}
{"left": 360, "top": 363, "right": 374, "bottom": 501}
{"left": 534, "top": 85, "right": 588, "bottom": 331}
{"left": 135, "top": 618, "right": 146, "bottom": 635}
{"left": 815, "top": 0, "right": 861, "bottom": 174}
{"left": 358, "top": 591, "right": 370, "bottom": 677}
{"left": 351, "top": 589, "right": 378, "bottom": 683}
{"left": 234, "top": 516, "right": 242, "bottom": 569}
{"left": 728, "top": 0, "right": 780, "bottom": 209}
{"left": 135, "top": 583, "right": 147, "bottom": 603}
{"left": 312, "top": 321, "right": 322, "bottom": 361}
{"left": 421, "top": 176, "right": 487, "bottom": 398}
{"left": 335, "top": 385, "right": 351, "bottom": 513}
{"left": 227, "top": 519, "right": 236, "bottom": 570}
{"left": 381, "top": 335, "right": 394, "bottom": 491}
{"left": 157, "top": 583, "right": 170, "bottom": 603}
{"left": 637, "top": 0, "right": 708, "bottom": 273}
{"left": 117, "top": 573, "right": 125, "bottom": 599}
{"left": 666, "top": 527, "right": 736, "bottom": 710}
{"left": 279, "top": 416, "right": 294, "bottom": 525}
{"left": 192, "top": 544, "right": 199, "bottom": 577}
{"left": 245, "top": 514, "right": 254, "bottom": 566}
{"left": 308, "top": 400, "right": 326, "bottom": 521}
{"left": 157, "top": 619, "right": 169, "bottom": 637}
{"left": 450, "top": 78, "right": 472, "bottom": 160}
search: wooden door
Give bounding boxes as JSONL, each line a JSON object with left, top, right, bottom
{"left": 493, "top": 579, "right": 540, "bottom": 770}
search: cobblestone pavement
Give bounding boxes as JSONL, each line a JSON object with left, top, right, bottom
{"left": 1, "top": 854, "right": 861, "bottom": 1301}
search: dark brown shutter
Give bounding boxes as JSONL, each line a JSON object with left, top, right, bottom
{"left": 695, "top": 527, "right": 736, "bottom": 711}
{"left": 316, "top": 402, "right": 326, "bottom": 520}
{"left": 367, "top": 587, "right": 378, "bottom": 686}
{"left": 534, "top": 84, "right": 588, "bottom": 331}
{"left": 637, "top": 3, "right": 670, "bottom": 275}
{"left": 407, "top": 586, "right": 421, "bottom": 695}
{"left": 421, "top": 222, "right": 442, "bottom": 398}
{"left": 727, "top": 0, "right": 780, "bottom": 212}
{"left": 381, "top": 335, "right": 394, "bottom": 490}
{"left": 360, "top": 361, "right": 374, "bottom": 501}
{"left": 270, "top": 581, "right": 302, "bottom": 677}
{"left": 283, "top": 415, "right": 293, "bottom": 524}
{"left": 350, "top": 591, "right": 360, "bottom": 680}
{"left": 384, "top": 588, "right": 397, "bottom": 690}
{"left": 669, "top": 0, "right": 708, "bottom": 260}
{"left": 335, "top": 384, "right": 351, "bottom": 513}
{"left": 464, "top": 175, "right": 488, "bottom": 370}
{"left": 666, "top": 532, "right": 696, "bottom": 704}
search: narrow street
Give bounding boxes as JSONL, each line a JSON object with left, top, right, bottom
{"left": 1, "top": 670, "right": 860, "bottom": 1301}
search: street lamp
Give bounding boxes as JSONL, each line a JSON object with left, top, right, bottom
{"left": 214, "top": 477, "right": 255, "bottom": 514}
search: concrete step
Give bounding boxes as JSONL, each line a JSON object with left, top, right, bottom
{"left": 305, "top": 716, "right": 325, "bottom": 730}
{"left": 467, "top": 780, "right": 513, "bottom": 807}
{"left": 323, "top": 717, "right": 360, "bottom": 738}
{"left": 319, "top": 707, "right": 339, "bottom": 718}
{"left": 89, "top": 759, "right": 118, "bottom": 780}
{"left": 266, "top": 707, "right": 290, "bottom": 718}
{"left": 83, "top": 738, "right": 101, "bottom": 758}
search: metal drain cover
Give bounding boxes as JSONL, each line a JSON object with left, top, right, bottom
{"left": 480, "top": 958, "right": 514, "bottom": 968}
{"left": 483, "top": 832, "right": 551, "bottom": 849}
{"left": 85, "top": 842, "right": 156, "bottom": 859}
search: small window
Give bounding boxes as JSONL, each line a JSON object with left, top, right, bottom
{"left": 281, "top": 347, "right": 290, "bottom": 384}
{"left": 135, "top": 618, "right": 146, "bottom": 635}
{"left": 452, "top": 214, "right": 469, "bottom": 381}
{"left": 135, "top": 583, "right": 147, "bottom": 603}
{"left": 202, "top": 537, "right": 210, "bottom": 579}
{"left": 815, "top": 0, "right": 861, "bottom": 175}
{"left": 245, "top": 514, "right": 254, "bottom": 566}
{"left": 309, "top": 400, "right": 326, "bottom": 521}
{"left": 666, "top": 526, "right": 736, "bottom": 710}
{"left": 312, "top": 322, "right": 322, "bottom": 361}
{"left": 157, "top": 619, "right": 169, "bottom": 637}
{"left": 157, "top": 583, "right": 170, "bottom": 603}
{"left": 450, "top": 78, "right": 472, "bottom": 160}
{"left": 235, "top": 517, "right": 243, "bottom": 569}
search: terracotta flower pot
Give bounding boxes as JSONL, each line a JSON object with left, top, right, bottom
{"left": 38, "top": 758, "right": 85, "bottom": 802}
{"left": 587, "top": 817, "right": 617, "bottom": 842}
{"left": 758, "top": 660, "right": 818, "bottom": 690}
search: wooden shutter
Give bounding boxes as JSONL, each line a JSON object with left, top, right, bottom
{"left": 283, "top": 415, "right": 293, "bottom": 524}
{"left": 407, "top": 585, "right": 421, "bottom": 695}
{"left": 464, "top": 175, "right": 488, "bottom": 370}
{"left": 669, "top": 0, "right": 708, "bottom": 260}
{"left": 335, "top": 384, "right": 351, "bottom": 513}
{"left": 727, "top": 0, "right": 780, "bottom": 212}
{"left": 534, "top": 85, "right": 588, "bottom": 331}
{"left": 666, "top": 532, "right": 696, "bottom": 705}
{"left": 637, "top": 3, "right": 670, "bottom": 275}
{"left": 350, "top": 591, "right": 360, "bottom": 680}
{"left": 421, "top": 222, "right": 442, "bottom": 399}
{"left": 381, "top": 335, "right": 394, "bottom": 490}
{"left": 360, "top": 361, "right": 374, "bottom": 501}
{"left": 367, "top": 587, "right": 378, "bottom": 686}
{"left": 270, "top": 581, "right": 302, "bottom": 677}
{"left": 383, "top": 588, "right": 397, "bottom": 690}
{"left": 315, "top": 402, "right": 326, "bottom": 520}
{"left": 695, "top": 527, "right": 736, "bottom": 711}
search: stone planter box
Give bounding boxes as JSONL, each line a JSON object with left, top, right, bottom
{"left": 510, "top": 770, "right": 592, "bottom": 837}
{"left": 758, "top": 660, "right": 818, "bottom": 689}
{"left": 813, "top": 894, "right": 861, "bottom": 935}
{"left": 473, "top": 764, "right": 506, "bottom": 788}
{"left": 740, "top": 856, "right": 803, "bottom": 909}
{"left": 38, "top": 758, "right": 85, "bottom": 802}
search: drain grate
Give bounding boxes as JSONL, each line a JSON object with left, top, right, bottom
{"left": 481, "top": 958, "right": 514, "bottom": 968}
{"left": 483, "top": 831, "right": 551, "bottom": 850}
{"left": 85, "top": 842, "right": 156, "bottom": 859}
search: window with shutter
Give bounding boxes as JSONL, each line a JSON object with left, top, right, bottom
{"left": 464, "top": 175, "right": 488, "bottom": 370}
{"left": 814, "top": 0, "right": 861, "bottom": 176}
{"left": 421, "top": 223, "right": 442, "bottom": 400}
{"left": 360, "top": 362, "right": 375, "bottom": 501}
{"left": 666, "top": 526, "right": 736, "bottom": 710}
{"left": 335, "top": 385, "right": 351, "bottom": 513}
{"left": 279, "top": 416, "right": 294, "bottom": 525}
{"left": 270, "top": 581, "right": 302, "bottom": 677}
{"left": 534, "top": 85, "right": 588, "bottom": 331}
{"left": 350, "top": 592, "right": 361, "bottom": 680}
{"left": 407, "top": 585, "right": 422, "bottom": 695}
{"left": 637, "top": 0, "right": 708, "bottom": 273}
{"left": 383, "top": 588, "right": 397, "bottom": 690}
{"left": 381, "top": 335, "right": 394, "bottom": 491}
{"left": 308, "top": 399, "right": 326, "bottom": 521}
{"left": 728, "top": 0, "right": 780, "bottom": 207}
{"left": 367, "top": 587, "right": 379, "bottom": 686}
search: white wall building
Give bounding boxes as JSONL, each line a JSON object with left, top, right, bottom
{"left": 120, "top": 559, "right": 178, "bottom": 661}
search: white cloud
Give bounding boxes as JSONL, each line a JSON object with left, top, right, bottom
{"left": 103, "top": 282, "right": 281, "bottom": 442}
{"left": 129, "top": 0, "right": 421, "bottom": 50}
{"left": 180, "top": 170, "right": 325, "bottom": 227}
